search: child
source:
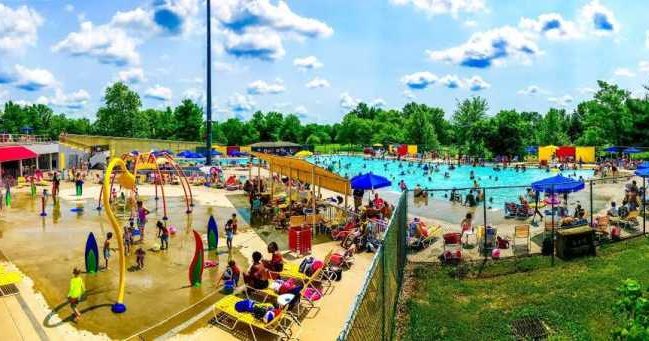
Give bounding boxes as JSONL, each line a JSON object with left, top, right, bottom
{"left": 124, "top": 221, "right": 134, "bottom": 255}
{"left": 67, "top": 268, "right": 85, "bottom": 322}
{"left": 103, "top": 232, "right": 113, "bottom": 269}
{"left": 156, "top": 221, "right": 169, "bottom": 250}
{"left": 75, "top": 173, "right": 84, "bottom": 196}
{"left": 136, "top": 201, "right": 150, "bottom": 241}
{"left": 135, "top": 247, "right": 146, "bottom": 269}
{"left": 224, "top": 218, "right": 234, "bottom": 250}
{"left": 221, "top": 260, "right": 241, "bottom": 287}
{"left": 231, "top": 213, "right": 238, "bottom": 234}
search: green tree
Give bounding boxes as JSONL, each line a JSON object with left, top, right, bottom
{"left": 94, "top": 82, "right": 142, "bottom": 137}
{"left": 452, "top": 97, "right": 489, "bottom": 155}
{"left": 280, "top": 114, "right": 302, "bottom": 142}
{"left": 173, "top": 99, "right": 203, "bottom": 141}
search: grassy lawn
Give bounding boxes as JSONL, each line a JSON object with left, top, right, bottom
{"left": 402, "top": 237, "right": 649, "bottom": 340}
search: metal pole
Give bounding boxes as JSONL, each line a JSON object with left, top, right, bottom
{"left": 483, "top": 187, "right": 487, "bottom": 259}
{"left": 589, "top": 180, "right": 593, "bottom": 229}
{"left": 551, "top": 184, "right": 555, "bottom": 266}
{"left": 644, "top": 177, "right": 646, "bottom": 235}
{"left": 205, "top": 0, "right": 213, "bottom": 166}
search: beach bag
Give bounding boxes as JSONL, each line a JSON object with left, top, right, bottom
{"left": 611, "top": 226, "right": 621, "bottom": 240}
{"left": 252, "top": 305, "right": 268, "bottom": 319}
{"left": 310, "top": 260, "right": 324, "bottom": 274}
{"left": 326, "top": 266, "right": 343, "bottom": 281}
{"left": 223, "top": 280, "right": 235, "bottom": 294}
{"left": 262, "top": 309, "right": 276, "bottom": 323}
{"left": 330, "top": 253, "right": 344, "bottom": 266}
{"left": 235, "top": 299, "right": 255, "bottom": 313}
{"left": 279, "top": 278, "right": 298, "bottom": 294}
{"left": 299, "top": 257, "right": 314, "bottom": 274}
{"left": 303, "top": 287, "right": 322, "bottom": 302}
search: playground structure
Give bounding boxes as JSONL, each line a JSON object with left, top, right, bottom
{"left": 97, "top": 151, "right": 194, "bottom": 220}
{"left": 102, "top": 157, "right": 137, "bottom": 313}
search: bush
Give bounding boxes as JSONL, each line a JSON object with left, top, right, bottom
{"left": 612, "top": 279, "right": 649, "bottom": 340}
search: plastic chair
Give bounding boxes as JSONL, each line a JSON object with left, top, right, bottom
{"left": 513, "top": 224, "right": 531, "bottom": 252}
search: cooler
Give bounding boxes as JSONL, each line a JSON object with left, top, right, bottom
{"left": 288, "top": 226, "right": 312, "bottom": 255}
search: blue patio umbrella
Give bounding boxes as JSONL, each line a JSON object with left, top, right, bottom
{"left": 177, "top": 150, "right": 202, "bottom": 158}
{"left": 624, "top": 147, "right": 642, "bottom": 154}
{"left": 635, "top": 168, "right": 649, "bottom": 177}
{"left": 531, "top": 174, "right": 585, "bottom": 193}
{"left": 634, "top": 168, "right": 649, "bottom": 232}
{"left": 637, "top": 162, "right": 649, "bottom": 169}
{"left": 203, "top": 150, "right": 222, "bottom": 157}
{"left": 525, "top": 146, "right": 538, "bottom": 154}
{"left": 604, "top": 146, "right": 622, "bottom": 153}
{"left": 350, "top": 172, "right": 392, "bottom": 190}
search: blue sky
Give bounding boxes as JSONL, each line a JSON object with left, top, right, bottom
{"left": 0, "top": 0, "right": 648, "bottom": 123}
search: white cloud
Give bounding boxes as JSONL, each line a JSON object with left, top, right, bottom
{"left": 247, "top": 79, "right": 285, "bottom": 95}
{"left": 639, "top": 61, "right": 649, "bottom": 72}
{"left": 390, "top": 0, "right": 487, "bottom": 18}
{"left": 293, "top": 56, "right": 323, "bottom": 70}
{"left": 53, "top": 21, "right": 141, "bottom": 66}
{"left": 37, "top": 88, "right": 90, "bottom": 109}
{"left": 294, "top": 105, "right": 308, "bottom": 115}
{"left": 614, "top": 67, "right": 635, "bottom": 78}
{"left": 228, "top": 92, "right": 255, "bottom": 112}
{"left": 403, "top": 89, "right": 416, "bottom": 100}
{"left": 13, "top": 65, "right": 57, "bottom": 91}
{"left": 519, "top": 13, "right": 581, "bottom": 40}
{"left": 548, "top": 95, "right": 574, "bottom": 107}
{"left": 340, "top": 92, "right": 360, "bottom": 110}
{"left": 579, "top": 0, "right": 618, "bottom": 35}
{"left": 305, "top": 77, "right": 330, "bottom": 89}
{"left": 371, "top": 98, "right": 387, "bottom": 108}
{"left": 439, "top": 74, "right": 463, "bottom": 89}
{"left": 578, "top": 87, "right": 597, "bottom": 95}
{"left": 463, "top": 20, "right": 478, "bottom": 28}
{"left": 65, "top": 4, "right": 75, "bottom": 13}
{"left": 518, "top": 85, "right": 542, "bottom": 96}
{"left": 182, "top": 88, "right": 204, "bottom": 104}
{"left": 223, "top": 27, "right": 285, "bottom": 61}
{"left": 110, "top": 7, "right": 160, "bottom": 37}
{"left": 118, "top": 68, "right": 145, "bottom": 84}
{"left": 213, "top": 0, "right": 333, "bottom": 61}
{"left": 466, "top": 76, "right": 490, "bottom": 91}
{"left": 401, "top": 71, "right": 437, "bottom": 89}
{"left": 144, "top": 85, "right": 173, "bottom": 101}
{"left": 0, "top": 3, "right": 44, "bottom": 53}
{"left": 427, "top": 26, "right": 539, "bottom": 68}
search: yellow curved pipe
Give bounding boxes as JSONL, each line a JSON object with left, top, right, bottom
{"left": 103, "top": 158, "right": 135, "bottom": 306}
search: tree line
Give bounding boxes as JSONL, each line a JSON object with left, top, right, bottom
{"left": 1, "top": 80, "right": 648, "bottom": 157}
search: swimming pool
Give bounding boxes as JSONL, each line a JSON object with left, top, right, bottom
{"left": 307, "top": 155, "right": 594, "bottom": 204}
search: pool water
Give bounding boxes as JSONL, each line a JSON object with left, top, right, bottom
{"left": 307, "top": 155, "right": 594, "bottom": 204}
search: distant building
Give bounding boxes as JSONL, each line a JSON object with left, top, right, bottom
{"left": 250, "top": 141, "right": 302, "bottom": 156}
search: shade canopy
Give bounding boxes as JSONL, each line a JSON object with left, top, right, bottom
{"left": 229, "top": 151, "right": 247, "bottom": 157}
{"left": 151, "top": 150, "right": 171, "bottom": 157}
{"left": 294, "top": 150, "right": 313, "bottom": 158}
{"left": 525, "top": 146, "right": 538, "bottom": 153}
{"left": 203, "top": 150, "right": 222, "bottom": 157}
{"left": 177, "top": 150, "right": 202, "bottom": 158}
{"left": 637, "top": 162, "right": 649, "bottom": 170}
{"left": 624, "top": 147, "right": 642, "bottom": 154}
{"left": 350, "top": 172, "right": 392, "bottom": 190}
{"left": 635, "top": 168, "right": 649, "bottom": 177}
{"left": 0, "top": 146, "right": 37, "bottom": 162}
{"left": 531, "top": 174, "right": 585, "bottom": 193}
{"left": 604, "top": 146, "right": 623, "bottom": 153}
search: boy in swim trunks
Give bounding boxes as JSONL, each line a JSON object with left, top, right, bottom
{"left": 103, "top": 232, "right": 113, "bottom": 269}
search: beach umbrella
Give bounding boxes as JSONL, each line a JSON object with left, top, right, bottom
{"left": 624, "top": 147, "right": 642, "bottom": 154}
{"left": 604, "top": 146, "right": 622, "bottom": 153}
{"left": 525, "top": 146, "right": 538, "bottom": 154}
{"left": 294, "top": 150, "right": 313, "bottom": 158}
{"left": 151, "top": 150, "right": 171, "bottom": 157}
{"left": 177, "top": 150, "right": 202, "bottom": 159}
{"left": 350, "top": 172, "right": 392, "bottom": 190}
{"left": 531, "top": 174, "right": 585, "bottom": 194}
{"left": 203, "top": 150, "right": 221, "bottom": 157}
{"left": 637, "top": 162, "right": 649, "bottom": 169}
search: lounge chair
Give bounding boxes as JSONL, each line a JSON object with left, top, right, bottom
{"left": 513, "top": 224, "right": 531, "bottom": 253}
{"left": 279, "top": 250, "right": 334, "bottom": 288}
{"left": 212, "top": 295, "right": 296, "bottom": 341}
{"left": 442, "top": 232, "right": 462, "bottom": 262}
{"left": 619, "top": 210, "right": 640, "bottom": 229}
{"left": 593, "top": 215, "right": 610, "bottom": 238}
{"left": 409, "top": 224, "right": 442, "bottom": 249}
{"left": 477, "top": 226, "right": 498, "bottom": 253}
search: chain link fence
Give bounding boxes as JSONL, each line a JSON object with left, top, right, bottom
{"left": 338, "top": 191, "right": 407, "bottom": 341}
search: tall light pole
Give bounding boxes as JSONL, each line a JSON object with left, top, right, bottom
{"left": 205, "top": 0, "right": 213, "bottom": 165}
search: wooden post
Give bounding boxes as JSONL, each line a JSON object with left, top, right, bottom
{"left": 270, "top": 160, "right": 274, "bottom": 197}
{"left": 257, "top": 160, "right": 261, "bottom": 193}
{"left": 311, "top": 165, "right": 316, "bottom": 215}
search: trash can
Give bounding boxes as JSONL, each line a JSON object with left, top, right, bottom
{"left": 289, "top": 226, "right": 312, "bottom": 255}
{"left": 555, "top": 226, "right": 595, "bottom": 260}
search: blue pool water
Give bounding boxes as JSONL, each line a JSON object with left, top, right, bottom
{"left": 307, "top": 155, "right": 594, "bottom": 204}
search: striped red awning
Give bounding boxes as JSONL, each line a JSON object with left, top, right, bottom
{"left": 0, "top": 146, "right": 38, "bottom": 162}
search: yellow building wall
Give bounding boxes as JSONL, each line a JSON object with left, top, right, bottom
{"left": 575, "top": 146, "right": 595, "bottom": 163}
{"left": 240, "top": 145, "right": 251, "bottom": 153}
{"left": 407, "top": 145, "right": 418, "bottom": 155}
{"left": 214, "top": 145, "right": 227, "bottom": 154}
{"left": 538, "top": 146, "right": 558, "bottom": 161}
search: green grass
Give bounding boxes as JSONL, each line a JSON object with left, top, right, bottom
{"left": 402, "top": 237, "right": 649, "bottom": 340}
